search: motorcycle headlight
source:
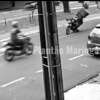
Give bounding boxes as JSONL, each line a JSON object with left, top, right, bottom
{"left": 2, "top": 42, "right": 7, "bottom": 47}
{"left": 88, "top": 40, "right": 91, "bottom": 44}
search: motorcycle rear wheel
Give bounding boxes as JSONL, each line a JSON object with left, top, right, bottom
{"left": 25, "top": 43, "right": 33, "bottom": 55}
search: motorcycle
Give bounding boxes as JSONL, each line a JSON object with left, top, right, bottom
{"left": 66, "top": 17, "right": 82, "bottom": 35}
{"left": 3, "top": 35, "right": 34, "bottom": 61}
{"left": 66, "top": 9, "right": 89, "bottom": 35}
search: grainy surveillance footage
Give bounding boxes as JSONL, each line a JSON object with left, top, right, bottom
{"left": 0, "top": 1, "right": 100, "bottom": 100}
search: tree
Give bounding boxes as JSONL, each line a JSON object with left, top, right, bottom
{"left": 62, "top": 1, "right": 70, "bottom": 13}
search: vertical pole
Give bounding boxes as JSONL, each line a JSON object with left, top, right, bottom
{"left": 62, "top": 1, "right": 70, "bottom": 13}
{"left": 32, "top": 10, "right": 34, "bottom": 23}
{"left": 38, "top": 1, "right": 64, "bottom": 100}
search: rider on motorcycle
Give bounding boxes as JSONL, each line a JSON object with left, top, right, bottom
{"left": 76, "top": 3, "right": 89, "bottom": 19}
{"left": 66, "top": 3, "right": 89, "bottom": 34}
{"left": 10, "top": 21, "right": 27, "bottom": 50}
{"left": 75, "top": 3, "right": 89, "bottom": 31}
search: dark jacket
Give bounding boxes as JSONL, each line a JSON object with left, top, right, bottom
{"left": 11, "top": 28, "right": 21, "bottom": 42}
{"left": 76, "top": 8, "right": 89, "bottom": 19}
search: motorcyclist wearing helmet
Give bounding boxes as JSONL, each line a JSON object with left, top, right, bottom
{"left": 75, "top": 3, "right": 89, "bottom": 32}
{"left": 76, "top": 2, "right": 89, "bottom": 19}
{"left": 10, "top": 21, "right": 26, "bottom": 50}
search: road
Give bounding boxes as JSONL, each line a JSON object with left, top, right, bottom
{"left": 0, "top": 13, "right": 99, "bottom": 100}
{"left": 0, "top": 1, "right": 99, "bottom": 100}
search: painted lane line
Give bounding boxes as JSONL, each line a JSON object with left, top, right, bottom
{"left": 0, "top": 69, "right": 42, "bottom": 88}
{"left": 59, "top": 35, "right": 67, "bottom": 39}
{"left": 1, "top": 77, "right": 25, "bottom": 88}
{"left": 68, "top": 54, "right": 84, "bottom": 61}
{"left": 60, "top": 35, "right": 79, "bottom": 39}
{"left": 84, "top": 16, "right": 100, "bottom": 22}
{"left": 80, "top": 64, "right": 88, "bottom": 68}
{"left": 35, "top": 70, "right": 43, "bottom": 74}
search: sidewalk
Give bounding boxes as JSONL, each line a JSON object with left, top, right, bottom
{"left": 64, "top": 73, "right": 100, "bottom": 100}
{"left": 0, "top": 2, "right": 100, "bottom": 35}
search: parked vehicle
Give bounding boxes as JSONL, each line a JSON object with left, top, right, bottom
{"left": 87, "top": 24, "right": 100, "bottom": 56}
{"left": 3, "top": 35, "right": 34, "bottom": 61}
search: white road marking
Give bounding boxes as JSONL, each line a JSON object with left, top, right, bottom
{"left": 80, "top": 64, "right": 88, "bottom": 68}
{"left": 60, "top": 35, "right": 74, "bottom": 39}
{"left": 35, "top": 69, "right": 43, "bottom": 73}
{"left": 60, "top": 35, "right": 67, "bottom": 39}
{"left": 69, "top": 54, "right": 84, "bottom": 61}
{"left": 1, "top": 77, "right": 25, "bottom": 88}
{"left": 84, "top": 16, "right": 100, "bottom": 22}
{"left": 0, "top": 69, "right": 43, "bottom": 88}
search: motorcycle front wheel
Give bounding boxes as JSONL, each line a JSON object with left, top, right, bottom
{"left": 4, "top": 48, "right": 14, "bottom": 61}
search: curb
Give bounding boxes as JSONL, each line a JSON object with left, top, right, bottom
{"left": 0, "top": 4, "right": 97, "bottom": 24}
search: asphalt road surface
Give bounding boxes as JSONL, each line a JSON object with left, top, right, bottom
{"left": 0, "top": 14, "right": 99, "bottom": 100}
{"left": 0, "top": 1, "right": 99, "bottom": 100}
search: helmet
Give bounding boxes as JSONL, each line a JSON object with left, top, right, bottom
{"left": 83, "top": 3, "right": 89, "bottom": 9}
{"left": 11, "top": 21, "right": 19, "bottom": 28}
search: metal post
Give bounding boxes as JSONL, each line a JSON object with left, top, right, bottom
{"left": 32, "top": 10, "right": 34, "bottom": 23}
{"left": 37, "top": 1, "right": 64, "bottom": 100}
{"left": 62, "top": 1, "right": 70, "bottom": 13}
